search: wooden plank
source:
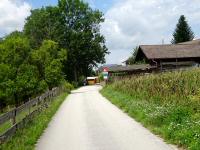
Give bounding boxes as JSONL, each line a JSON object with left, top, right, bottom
{"left": 16, "top": 103, "right": 27, "bottom": 115}
{"left": 16, "top": 98, "right": 38, "bottom": 115}
{"left": 0, "top": 110, "right": 15, "bottom": 125}
{"left": 0, "top": 87, "right": 62, "bottom": 143}
{"left": 0, "top": 124, "right": 17, "bottom": 140}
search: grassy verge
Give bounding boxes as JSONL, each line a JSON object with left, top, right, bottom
{"left": 0, "top": 105, "right": 39, "bottom": 135}
{"left": 0, "top": 92, "right": 68, "bottom": 150}
{"left": 101, "top": 69, "right": 200, "bottom": 150}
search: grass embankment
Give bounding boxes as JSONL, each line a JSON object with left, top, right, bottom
{"left": 101, "top": 69, "right": 200, "bottom": 150}
{"left": 0, "top": 106, "right": 40, "bottom": 135}
{"left": 0, "top": 92, "right": 68, "bottom": 150}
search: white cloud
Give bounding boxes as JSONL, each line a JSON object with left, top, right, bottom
{"left": 101, "top": 0, "right": 200, "bottom": 64}
{"left": 0, "top": 0, "right": 31, "bottom": 37}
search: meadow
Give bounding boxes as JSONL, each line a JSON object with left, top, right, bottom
{"left": 101, "top": 69, "right": 200, "bottom": 150}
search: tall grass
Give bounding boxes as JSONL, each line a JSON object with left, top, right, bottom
{"left": 101, "top": 69, "right": 200, "bottom": 150}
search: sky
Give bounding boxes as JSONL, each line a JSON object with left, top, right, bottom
{"left": 0, "top": 0, "right": 200, "bottom": 64}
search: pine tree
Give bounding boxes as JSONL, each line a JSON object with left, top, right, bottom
{"left": 171, "top": 15, "right": 194, "bottom": 44}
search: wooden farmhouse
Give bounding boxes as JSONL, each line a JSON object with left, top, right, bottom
{"left": 135, "top": 39, "right": 200, "bottom": 70}
{"left": 100, "top": 39, "right": 200, "bottom": 81}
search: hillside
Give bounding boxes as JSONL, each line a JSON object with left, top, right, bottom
{"left": 101, "top": 69, "right": 200, "bottom": 150}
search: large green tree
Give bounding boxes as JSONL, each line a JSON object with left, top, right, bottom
{"left": 171, "top": 15, "right": 194, "bottom": 44}
{"left": 31, "top": 40, "right": 67, "bottom": 89}
{"left": 24, "top": 6, "right": 65, "bottom": 48}
{"left": 58, "top": 0, "right": 108, "bottom": 81}
{"left": 24, "top": 0, "right": 108, "bottom": 82}
{"left": 0, "top": 32, "right": 40, "bottom": 107}
{"left": 0, "top": 33, "right": 67, "bottom": 108}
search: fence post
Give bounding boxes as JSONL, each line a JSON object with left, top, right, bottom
{"left": 12, "top": 108, "right": 16, "bottom": 125}
{"left": 36, "top": 97, "right": 39, "bottom": 110}
{"left": 28, "top": 98, "right": 31, "bottom": 115}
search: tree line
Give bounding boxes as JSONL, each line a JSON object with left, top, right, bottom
{"left": 0, "top": 0, "right": 108, "bottom": 110}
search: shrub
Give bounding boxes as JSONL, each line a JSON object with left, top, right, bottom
{"left": 63, "top": 82, "right": 74, "bottom": 92}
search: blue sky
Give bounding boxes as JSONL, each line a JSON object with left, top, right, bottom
{"left": 26, "top": 0, "right": 116, "bottom": 13}
{"left": 0, "top": 0, "right": 200, "bottom": 64}
{"left": 26, "top": 0, "right": 58, "bottom": 8}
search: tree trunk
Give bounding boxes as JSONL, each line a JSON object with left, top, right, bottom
{"left": 14, "top": 93, "right": 19, "bottom": 107}
{"left": 74, "top": 66, "right": 78, "bottom": 82}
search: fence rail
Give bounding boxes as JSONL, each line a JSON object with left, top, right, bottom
{"left": 0, "top": 87, "right": 64, "bottom": 144}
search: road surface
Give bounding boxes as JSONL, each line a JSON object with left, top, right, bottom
{"left": 36, "top": 85, "right": 176, "bottom": 150}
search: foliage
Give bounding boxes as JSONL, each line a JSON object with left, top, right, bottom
{"left": 31, "top": 40, "right": 67, "bottom": 84}
{"left": 0, "top": 0, "right": 107, "bottom": 109}
{"left": 71, "top": 81, "right": 79, "bottom": 88}
{"left": 63, "top": 81, "right": 74, "bottom": 92}
{"left": 0, "top": 34, "right": 66, "bottom": 109}
{"left": 24, "top": 0, "right": 108, "bottom": 81}
{"left": 60, "top": 0, "right": 109, "bottom": 81}
{"left": 45, "top": 59, "right": 64, "bottom": 89}
{"left": 0, "top": 93, "right": 68, "bottom": 150}
{"left": 24, "top": 6, "right": 65, "bottom": 48}
{"left": 101, "top": 69, "right": 200, "bottom": 150}
{"left": 98, "top": 73, "right": 104, "bottom": 82}
{"left": 0, "top": 33, "right": 33, "bottom": 107}
{"left": 171, "top": 15, "right": 194, "bottom": 44}
{"left": 78, "top": 75, "right": 86, "bottom": 86}
{"left": 125, "top": 47, "right": 139, "bottom": 65}
{"left": 15, "top": 64, "right": 39, "bottom": 101}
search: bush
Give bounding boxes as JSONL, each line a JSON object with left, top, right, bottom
{"left": 71, "top": 81, "right": 79, "bottom": 88}
{"left": 78, "top": 75, "right": 86, "bottom": 86}
{"left": 98, "top": 73, "right": 104, "bottom": 82}
{"left": 63, "top": 82, "right": 74, "bottom": 92}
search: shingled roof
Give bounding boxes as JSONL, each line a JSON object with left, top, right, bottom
{"left": 108, "top": 64, "right": 155, "bottom": 73}
{"left": 139, "top": 40, "right": 200, "bottom": 60}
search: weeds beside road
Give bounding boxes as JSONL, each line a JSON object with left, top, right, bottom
{"left": 101, "top": 69, "right": 200, "bottom": 150}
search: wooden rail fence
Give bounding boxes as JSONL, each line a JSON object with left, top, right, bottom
{"left": 0, "top": 87, "right": 64, "bottom": 144}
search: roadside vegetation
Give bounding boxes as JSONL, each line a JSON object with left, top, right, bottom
{"left": 0, "top": 92, "right": 68, "bottom": 150}
{"left": 101, "top": 69, "right": 200, "bottom": 150}
{"left": 0, "top": 0, "right": 107, "bottom": 111}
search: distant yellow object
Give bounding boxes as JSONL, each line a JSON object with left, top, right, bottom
{"left": 87, "top": 77, "right": 99, "bottom": 85}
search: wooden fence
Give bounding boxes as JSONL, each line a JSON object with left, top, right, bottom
{"left": 0, "top": 87, "right": 64, "bottom": 144}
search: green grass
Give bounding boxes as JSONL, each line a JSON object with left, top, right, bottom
{"left": 0, "top": 92, "right": 68, "bottom": 150}
{"left": 0, "top": 100, "right": 42, "bottom": 135}
{"left": 101, "top": 69, "right": 200, "bottom": 150}
{"left": 0, "top": 121, "right": 11, "bottom": 135}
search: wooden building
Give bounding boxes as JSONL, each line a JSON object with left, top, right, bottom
{"left": 99, "top": 39, "right": 200, "bottom": 82}
{"left": 135, "top": 39, "right": 200, "bottom": 70}
{"left": 106, "top": 64, "right": 157, "bottom": 81}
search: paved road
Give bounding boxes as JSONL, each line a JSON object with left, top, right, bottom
{"left": 36, "top": 85, "right": 176, "bottom": 150}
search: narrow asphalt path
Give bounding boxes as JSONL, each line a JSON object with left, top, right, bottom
{"left": 36, "top": 85, "right": 176, "bottom": 150}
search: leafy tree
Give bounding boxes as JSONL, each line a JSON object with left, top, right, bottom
{"left": 0, "top": 64, "right": 15, "bottom": 110}
{"left": 31, "top": 40, "right": 67, "bottom": 78}
{"left": 0, "top": 33, "right": 34, "bottom": 106}
{"left": 125, "top": 47, "right": 139, "bottom": 65}
{"left": 45, "top": 59, "right": 64, "bottom": 89}
{"left": 15, "top": 64, "right": 39, "bottom": 102}
{"left": 0, "top": 0, "right": 109, "bottom": 109}
{"left": 171, "top": 15, "right": 194, "bottom": 44}
{"left": 24, "top": 0, "right": 108, "bottom": 82}
{"left": 24, "top": 6, "right": 65, "bottom": 48}
{"left": 58, "top": 0, "right": 108, "bottom": 81}
{"left": 0, "top": 32, "right": 30, "bottom": 66}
